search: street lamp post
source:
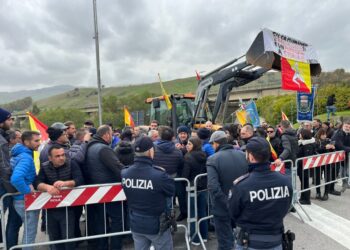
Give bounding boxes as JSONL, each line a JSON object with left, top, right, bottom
{"left": 92, "top": 0, "right": 103, "bottom": 126}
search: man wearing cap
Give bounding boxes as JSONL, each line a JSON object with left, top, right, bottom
{"left": 40, "top": 122, "right": 70, "bottom": 164}
{"left": 206, "top": 131, "right": 249, "bottom": 250}
{"left": 121, "top": 136, "right": 175, "bottom": 250}
{"left": 228, "top": 137, "right": 293, "bottom": 250}
{"left": 0, "top": 108, "right": 22, "bottom": 247}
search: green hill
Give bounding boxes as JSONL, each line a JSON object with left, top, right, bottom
{"left": 36, "top": 72, "right": 282, "bottom": 110}
{"left": 36, "top": 77, "right": 199, "bottom": 109}
{"left": 315, "top": 110, "right": 350, "bottom": 122}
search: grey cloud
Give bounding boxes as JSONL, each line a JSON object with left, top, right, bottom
{"left": 0, "top": 0, "right": 349, "bottom": 92}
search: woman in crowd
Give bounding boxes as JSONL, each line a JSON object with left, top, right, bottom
{"left": 182, "top": 137, "right": 208, "bottom": 246}
{"left": 315, "top": 128, "right": 339, "bottom": 200}
{"left": 223, "top": 124, "right": 241, "bottom": 149}
{"left": 297, "top": 129, "right": 318, "bottom": 204}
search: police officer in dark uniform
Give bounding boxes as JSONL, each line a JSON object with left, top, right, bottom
{"left": 121, "top": 136, "right": 175, "bottom": 250}
{"left": 228, "top": 137, "right": 293, "bottom": 250}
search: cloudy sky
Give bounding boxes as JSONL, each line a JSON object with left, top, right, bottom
{"left": 0, "top": 0, "right": 349, "bottom": 92}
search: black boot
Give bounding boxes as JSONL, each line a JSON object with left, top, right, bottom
{"left": 316, "top": 193, "right": 322, "bottom": 200}
{"left": 299, "top": 191, "right": 311, "bottom": 205}
{"left": 321, "top": 193, "right": 329, "bottom": 201}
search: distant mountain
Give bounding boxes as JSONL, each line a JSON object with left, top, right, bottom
{"left": 0, "top": 85, "right": 75, "bottom": 104}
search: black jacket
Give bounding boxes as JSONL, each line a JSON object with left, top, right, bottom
{"left": 182, "top": 151, "right": 207, "bottom": 190}
{"left": 85, "top": 135, "right": 124, "bottom": 184}
{"left": 207, "top": 144, "right": 249, "bottom": 217}
{"left": 326, "top": 95, "right": 336, "bottom": 106}
{"left": 153, "top": 140, "right": 184, "bottom": 176}
{"left": 269, "top": 136, "right": 282, "bottom": 157}
{"left": 279, "top": 129, "right": 299, "bottom": 168}
{"left": 229, "top": 162, "right": 292, "bottom": 249}
{"left": 333, "top": 130, "right": 350, "bottom": 153}
{"left": 115, "top": 141, "right": 135, "bottom": 166}
{"left": 298, "top": 138, "right": 317, "bottom": 158}
{"left": 0, "top": 128, "right": 14, "bottom": 193}
{"left": 316, "top": 138, "right": 334, "bottom": 154}
{"left": 35, "top": 160, "right": 84, "bottom": 187}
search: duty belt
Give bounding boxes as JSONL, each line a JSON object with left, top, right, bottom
{"left": 236, "top": 226, "right": 282, "bottom": 243}
{"left": 249, "top": 234, "right": 282, "bottom": 242}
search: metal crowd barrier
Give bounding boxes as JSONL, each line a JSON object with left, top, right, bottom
{"left": 292, "top": 150, "right": 347, "bottom": 222}
{"left": 1, "top": 182, "right": 131, "bottom": 250}
{"left": 193, "top": 173, "right": 210, "bottom": 250}
{"left": 173, "top": 177, "right": 191, "bottom": 250}
{"left": 191, "top": 161, "right": 296, "bottom": 250}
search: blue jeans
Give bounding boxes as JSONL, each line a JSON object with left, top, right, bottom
{"left": 132, "top": 229, "right": 173, "bottom": 250}
{"left": 235, "top": 244, "right": 282, "bottom": 250}
{"left": 1, "top": 194, "right": 22, "bottom": 248}
{"left": 13, "top": 200, "right": 40, "bottom": 250}
{"left": 326, "top": 105, "right": 336, "bottom": 121}
{"left": 213, "top": 216, "right": 234, "bottom": 250}
{"left": 190, "top": 191, "right": 208, "bottom": 243}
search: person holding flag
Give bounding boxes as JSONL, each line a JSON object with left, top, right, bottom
{"left": 266, "top": 126, "right": 282, "bottom": 162}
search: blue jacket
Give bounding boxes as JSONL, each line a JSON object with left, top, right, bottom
{"left": 202, "top": 140, "right": 214, "bottom": 157}
{"left": 10, "top": 144, "right": 37, "bottom": 200}
{"left": 228, "top": 162, "right": 292, "bottom": 249}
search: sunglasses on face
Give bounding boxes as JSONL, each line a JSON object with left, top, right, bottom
{"left": 267, "top": 131, "right": 274, "bottom": 133}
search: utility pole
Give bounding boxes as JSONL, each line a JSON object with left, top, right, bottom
{"left": 92, "top": 0, "right": 103, "bottom": 126}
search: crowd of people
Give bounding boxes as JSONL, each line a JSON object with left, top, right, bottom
{"left": 0, "top": 105, "right": 349, "bottom": 250}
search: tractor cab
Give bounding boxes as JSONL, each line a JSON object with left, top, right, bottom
{"left": 146, "top": 94, "right": 195, "bottom": 131}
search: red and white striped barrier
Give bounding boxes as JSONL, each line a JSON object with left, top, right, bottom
{"left": 302, "top": 151, "right": 345, "bottom": 170}
{"left": 25, "top": 184, "right": 126, "bottom": 211}
{"left": 270, "top": 163, "right": 286, "bottom": 174}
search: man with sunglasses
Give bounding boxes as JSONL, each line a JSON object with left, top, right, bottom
{"left": 267, "top": 126, "right": 282, "bottom": 160}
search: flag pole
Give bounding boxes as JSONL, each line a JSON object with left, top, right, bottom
{"left": 124, "top": 105, "right": 126, "bottom": 127}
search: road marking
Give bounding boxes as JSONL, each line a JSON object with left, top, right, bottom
{"left": 293, "top": 203, "right": 350, "bottom": 249}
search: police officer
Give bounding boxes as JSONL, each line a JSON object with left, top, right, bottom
{"left": 228, "top": 137, "right": 293, "bottom": 250}
{"left": 121, "top": 136, "right": 175, "bottom": 250}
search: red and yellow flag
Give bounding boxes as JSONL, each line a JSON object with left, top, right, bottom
{"left": 124, "top": 106, "right": 135, "bottom": 128}
{"left": 281, "top": 57, "right": 311, "bottom": 93}
{"left": 281, "top": 111, "right": 289, "bottom": 121}
{"left": 27, "top": 112, "right": 48, "bottom": 141}
{"left": 27, "top": 112, "right": 48, "bottom": 172}
{"left": 266, "top": 136, "right": 278, "bottom": 160}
